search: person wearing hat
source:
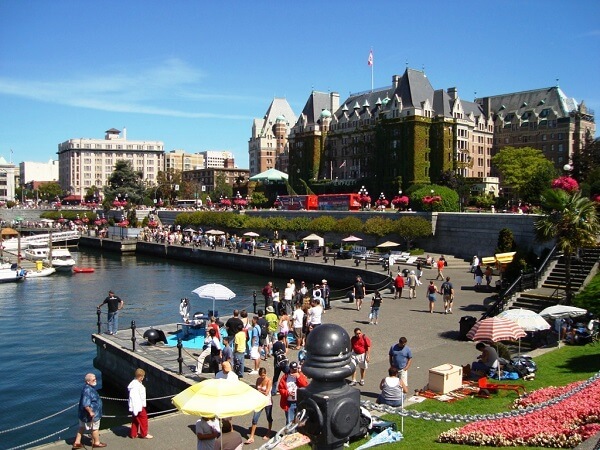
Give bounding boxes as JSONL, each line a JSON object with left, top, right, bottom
{"left": 277, "top": 361, "right": 308, "bottom": 425}
{"left": 407, "top": 271, "right": 418, "bottom": 299}
{"left": 321, "top": 279, "right": 331, "bottom": 310}
{"left": 394, "top": 272, "right": 405, "bottom": 299}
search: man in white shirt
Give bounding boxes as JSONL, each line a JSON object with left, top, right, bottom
{"left": 215, "top": 361, "right": 239, "bottom": 381}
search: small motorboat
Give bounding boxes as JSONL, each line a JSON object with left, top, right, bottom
{"left": 25, "top": 266, "right": 57, "bottom": 278}
{"left": 0, "top": 263, "right": 26, "bottom": 283}
{"left": 73, "top": 267, "right": 95, "bottom": 273}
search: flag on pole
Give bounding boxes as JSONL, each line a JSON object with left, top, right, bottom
{"left": 367, "top": 50, "right": 373, "bottom": 66}
{"left": 339, "top": 160, "right": 347, "bottom": 169}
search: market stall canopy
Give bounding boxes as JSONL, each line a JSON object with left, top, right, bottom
{"left": 1, "top": 227, "right": 19, "bottom": 237}
{"left": 302, "top": 233, "right": 324, "bottom": 247}
{"left": 249, "top": 168, "right": 289, "bottom": 182}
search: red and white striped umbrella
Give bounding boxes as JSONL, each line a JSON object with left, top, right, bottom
{"left": 466, "top": 316, "right": 527, "bottom": 342}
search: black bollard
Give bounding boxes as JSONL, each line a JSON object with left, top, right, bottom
{"left": 131, "top": 320, "right": 137, "bottom": 352}
{"left": 297, "top": 324, "right": 361, "bottom": 449}
{"left": 333, "top": 255, "right": 336, "bottom": 266}
{"left": 96, "top": 307, "right": 102, "bottom": 334}
{"left": 177, "top": 338, "right": 183, "bottom": 375}
{"left": 253, "top": 290, "right": 257, "bottom": 314}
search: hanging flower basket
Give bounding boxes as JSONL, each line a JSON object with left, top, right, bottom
{"left": 220, "top": 199, "right": 232, "bottom": 207}
{"left": 233, "top": 198, "right": 247, "bottom": 207}
{"left": 392, "top": 195, "right": 410, "bottom": 209}
{"left": 422, "top": 195, "right": 442, "bottom": 205}
{"left": 551, "top": 176, "right": 579, "bottom": 193}
{"left": 376, "top": 198, "right": 389, "bottom": 207}
{"left": 359, "top": 195, "right": 371, "bottom": 206}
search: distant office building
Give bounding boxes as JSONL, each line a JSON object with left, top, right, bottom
{"left": 19, "top": 160, "right": 59, "bottom": 186}
{"left": 288, "top": 69, "right": 493, "bottom": 194}
{"left": 165, "top": 150, "right": 205, "bottom": 172}
{"left": 200, "top": 150, "right": 235, "bottom": 169}
{"left": 57, "top": 128, "right": 164, "bottom": 200}
{"left": 181, "top": 166, "right": 250, "bottom": 194}
{"left": 0, "top": 156, "right": 17, "bottom": 203}
{"left": 248, "top": 98, "right": 297, "bottom": 176}
{"left": 476, "top": 86, "right": 595, "bottom": 171}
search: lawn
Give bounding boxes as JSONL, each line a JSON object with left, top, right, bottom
{"left": 345, "top": 343, "right": 600, "bottom": 449}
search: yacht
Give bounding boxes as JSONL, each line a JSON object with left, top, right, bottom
{"left": 24, "top": 242, "right": 49, "bottom": 261}
{"left": 0, "top": 262, "right": 26, "bottom": 283}
{"left": 49, "top": 248, "right": 76, "bottom": 272}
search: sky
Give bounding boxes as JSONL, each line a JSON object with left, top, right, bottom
{"left": 1, "top": 1, "right": 599, "bottom": 168}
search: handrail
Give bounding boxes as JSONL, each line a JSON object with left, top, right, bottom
{"left": 536, "top": 245, "right": 558, "bottom": 278}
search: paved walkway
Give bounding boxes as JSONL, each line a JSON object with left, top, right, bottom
{"left": 36, "top": 253, "right": 559, "bottom": 450}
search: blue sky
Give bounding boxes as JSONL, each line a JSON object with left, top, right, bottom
{"left": 1, "top": 1, "right": 599, "bottom": 167}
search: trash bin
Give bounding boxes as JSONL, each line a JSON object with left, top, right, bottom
{"left": 459, "top": 316, "right": 477, "bottom": 341}
{"left": 36, "top": 260, "right": 43, "bottom": 271}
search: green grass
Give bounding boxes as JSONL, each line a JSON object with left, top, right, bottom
{"left": 299, "top": 344, "right": 600, "bottom": 449}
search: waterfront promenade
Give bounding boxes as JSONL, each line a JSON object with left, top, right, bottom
{"left": 34, "top": 249, "right": 551, "bottom": 450}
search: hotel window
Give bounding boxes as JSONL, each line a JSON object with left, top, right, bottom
{"left": 558, "top": 144, "right": 564, "bottom": 153}
{"left": 106, "top": 145, "right": 112, "bottom": 149}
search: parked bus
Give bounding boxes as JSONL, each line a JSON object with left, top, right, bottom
{"left": 277, "top": 195, "right": 318, "bottom": 210}
{"left": 317, "top": 193, "right": 361, "bottom": 211}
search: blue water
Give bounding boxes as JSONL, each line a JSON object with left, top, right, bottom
{"left": 0, "top": 250, "right": 286, "bottom": 450}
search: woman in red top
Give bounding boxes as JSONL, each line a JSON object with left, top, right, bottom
{"left": 426, "top": 281, "right": 438, "bottom": 314}
{"left": 394, "top": 273, "right": 405, "bottom": 299}
{"left": 207, "top": 316, "right": 220, "bottom": 340}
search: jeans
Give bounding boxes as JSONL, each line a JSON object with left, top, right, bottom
{"left": 107, "top": 311, "right": 119, "bottom": 334}
{"left": 234, "top": 352, "right": 245, "bottom": 378}
{"left": 286, "top": 401, "right": 297, "bottom": 425}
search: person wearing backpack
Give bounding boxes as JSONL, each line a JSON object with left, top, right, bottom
{"left": 249, "top": 316, "right": 262, "bottom": 375}
{"left": 271, "top": 332, "right": 289, "bottom": 395}
{"left": 440, "top": 276, "right": 454, "bottom": 314}
{"left": 257, "top": 310, "right": 269, "bottom": 360}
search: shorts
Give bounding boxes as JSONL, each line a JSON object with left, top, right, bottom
{"left": 293, "top": 327, "right": 303, "bottom": 342}
{"left": 250, "top": 346, "right": 260, "bottom": 360}
{"left": 443, "top": 294, "right": 453, "bottom": 302}
{"left": 79, "top": 419, "right": 100, "bottom": 431}
{"left": 428, "top": 294, "right": 436, "bottom": 302}
{"left": 352, "top": 352, "right": 368, "bottom": 369}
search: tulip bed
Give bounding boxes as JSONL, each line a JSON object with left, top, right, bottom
{"left": 437, "top": 378, "right": 600, "bottom": 447}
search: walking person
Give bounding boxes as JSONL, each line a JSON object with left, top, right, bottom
{"left": 394, "top": 272, "right": 405, "bottom": 299}
{"left": 426, "top": 280, "right": 439, "bottom": 313}
{"left": 353, "top": 275, "right": 366, "bottom": 311}
{"left": 249, "top": 316, "right": 262, "bottom": 375}
{"left": 407, "top": 270, "right": 418, "bottom": 299}
{"left": 278, "top": 362, "right": 308, "bottom": 425}
{"left": 246, "top": 367, "right": 273, "bottom": 444}
{"left": 369, "top": 290, "right": 382, "bottom": 325}
{"left": 435, "top": 257, "right": 445, "bottom": 280}
{"left": 72, "top": 373, "right": 106, "bottom": 448}
{"left": 440, "top": 276, "right": 454, "bottom": 314}
{"left": 321, "top": 279, "right": 331, "bottom": 310}
{"left": 292, "top": 302, "right": 305, "bottom": 350}
{"left": 389, "top": 337, "right": 413, "bottom": 385}
{"left": 349, "top": 328, "right": 371, "bottom": 386}
{"left": 128, "top": 368, "right": 153, "bottom": 439}
{"left": 97, "top": 290, "right": 124, "bottom": 335}
{"left": 474, "top": 264, "right": 484, "bottom": 286}
{"left": 233, "top": 323, "right": 247, "bottom": 378}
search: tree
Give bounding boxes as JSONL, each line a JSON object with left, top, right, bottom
{"left": 410, "top": 185, "right": 459, "bottom": 212}
{"left": 571, "top": 134, "right": 600, "bottom": 184}
{"left": 104, "top": 160, "right": 145, "bottom": 205}
{"left": 213, "top": 172, "right": 233, "bottom": 200}
{"left": 492, "top": 147, "right": 555, "bottom": 199}
{"left": 363, "top": 217, "right": 394, "bottom": 238}
{"left": 520, "top": 164, "right": 558, "bottom": 204}
{"left": 496, "top": 228, "right": 516, "bottom": 253}
{"left": 535, "top": 189, "right": 600, "bottom": 304}
{"left": 393, "top": 216, "right": 432, "bottom": 250}
{"left": 249, "top": 191, "right": 268, "bottom": 208}
{"left": 37, "top": 182, "right": 63, "bottom": 201}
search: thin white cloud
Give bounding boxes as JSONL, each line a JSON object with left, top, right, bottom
{"left": 0, "top": 58, "right": 255, "bottom": 120}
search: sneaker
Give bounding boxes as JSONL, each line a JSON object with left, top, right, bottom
{"left": 449, "top": 309, "right": 453, "bottom": 314}
{"left": 359, "top": 380, "right": 365, "bottom": 386}
{"left": 349, "top": 380, "right": 357, "bottom": 386}
{"left": 249, "top": 370, "right": 259, "bottom": 375}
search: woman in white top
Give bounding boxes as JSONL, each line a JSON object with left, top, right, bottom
{"left": 246, "top": 367, "right": 273, "bottom": 444}
{"left": 279, "top": 312, "right": 291, "bottom": 347}
{"left": 283, "top": 283, "right": 295, "bottom": 315}
{"left": 179, "top": 298, "right": 190, "bottom": 322}
{"left": 307, "top": 299, "right": 323, "bottom": 330}
{"left": 376, "top": 367, "right": 408, "bottom": 407}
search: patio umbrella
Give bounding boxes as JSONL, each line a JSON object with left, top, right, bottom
{"left": 497, "top": 308, "right": 550, "bottom": 355}
{"left": 183, "top": 228, "right": 196, "bottom": 233}
{"left": 539, "top": 305, "right": 587, "bottom": 320}
{"left": 342, "top": 235, "right": 363, "bottom": 242}
{"left": 376, "top": 241, "right": 401, "bottom": 248}
{"left": 173, "top": 378, "right": 268, "bottom": 418}
{"left": 192, "top": 283, "right": 236, "bottom": 315}
{"left": 243, "top": 231, "right": 260, "bottom": 237}
{"left": 205, "top": 229, "right": 225, "bottom": 235}
{"left": 466, "top": 316, "right": 527, "bottom": 342}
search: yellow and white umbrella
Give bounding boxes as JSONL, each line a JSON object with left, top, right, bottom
{"left": 173, "top": 379, "right": 268, "bottom": 418}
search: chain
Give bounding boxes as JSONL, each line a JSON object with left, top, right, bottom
{"left": 258, "top": 409, "right": 306, "bottom": 450}
{"left": 0, "top": 403, "right": 77, "bottom": 434}
{"left": 99, "top": 394, "right": 175, "bottom": 402}
{"left": 5, "top": 424, "right": 75, "bottom": 450}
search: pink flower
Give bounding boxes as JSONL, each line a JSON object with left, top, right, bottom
{"left": 552, "top": 176, "right": 579, "bottom": 193}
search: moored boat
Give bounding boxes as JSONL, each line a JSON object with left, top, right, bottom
{"left": 25, "top": 266, "right": 56, "bottom": 278}
{"left": 73, "top": 266, "right": 95, "bottom": 273}
{"left": 49, "top": 248, "right": 76, "bottom": 272}
{"left": 24, "top": 242, "right": 49, "bottom": 261}
{"left": 0, "top": 263, "right": 26, "bottom": 283}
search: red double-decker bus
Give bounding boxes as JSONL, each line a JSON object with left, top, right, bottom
{"left": 317, "top": 193, "right": 361, "bottom": 211}
{"left": 277, "top": 195, "right": 318, "bottom": 210}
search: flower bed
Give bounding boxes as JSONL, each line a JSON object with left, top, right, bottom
{"left": 437, "top": 378, "right": 600, "bottom": 447}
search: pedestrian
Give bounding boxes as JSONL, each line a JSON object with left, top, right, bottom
{"left": 249, "top": 316, "right": 262, "bottom": 374}
{"left": 353, "top": 275, "right": 366, "bottom": 311}
{"left": 474, "top": 264, "right": 484, "bottom": 286}
{"left": 272, "top": 287, "right": 281, "bottom": 316}
{"left": 292, "top": 302, "right": 305, "bottom": 350}
{"left": 283, "top": 282, "right": 295, "bottom": 315}
{"left": 221, "top": 337, "right": 233, "bottom": 366}
{"left": 265, "top": 306, "right": 279, "bottom": 353}
{"left": 321, "top": 279, "right": 331, "bottom": 310}
{"left": 220, "top": 418, "right": 243, "bottom": 450}
{"left": 195, "top": 415, "right": 220, "bottom": 450}
{"left": 349, "top": 328, "right": 371, "bottom": 386}
{"left": 485, "top": 266, "right": 493, "bottom": 288}
{"left": 233, "top": 323, "right": 247, "bottom": 378}
{"left": 369, "top": 290, "right": 382, "bottom": 325}
{"left": 376, "top": 367, "right": 408, "bottom": 407}
{"left": 407, "top": 271, "right": 418, "bottom": 299}
{"left": 306, "top": 298, "right": 323, "bottom": 333}
{"left": 435, "top": 256, "right": 445, "bottom": 280}
{"left": 72, "top": 373, "right": 106, "bottom": 448}
{"left": 97, "top": 290, "right": 124, "bottom": 335}
{"left": 278, "top": 310, "right": 291, "bottom": 348}
{"left": 128, "top": 368, "right": 153, "bottom": 439}
{"left": 416, "top": 261, "right": 423, "bottom": 282}
{"left": 271, "top": 332, "right": 288, "bottom": 395}
{"left": 216, "top": 361, "right": 238, "bottom": 380}
{"left": 440, "top": 276, "right": 454, "bottom": 314}
{"left": 262, "top": 281, "right": 273, "bottom": 310}
{"left": 278, "top": 362, "right": 308, "bottom": 425}
{"left": 225, "top": 310, "right": 243, "bottom": 339}
{"left": 394, "top": 272, "right": 405, "bottom": 299}
{"left": 179, "top": 298, "right": 190, "bottom": 323}
{"left": 205, "top": 327, "right": 222, "bottom": 374}
{"left": 426, "top": 280, "right": 438, "bottom": 313}
{"left": 388, "top": 337, "right": 413, "bottom": 385}
{"left": 246, "top": 367, "right": 273, "bottom": 444}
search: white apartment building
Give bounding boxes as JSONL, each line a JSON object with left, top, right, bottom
{"left": 19, "top": 160, "right": 59, "bottom": 185}
{"left": 57, "top": 128, "right": 164, "bottom": 200}
{"left": 165, "top": 149, "right": 205, "bottom": 172}
{"left": 200, "top": 150, "right": 234, "bottom": 168}
{"left": 0, "top": 156, "right": 17, "bottom": 203}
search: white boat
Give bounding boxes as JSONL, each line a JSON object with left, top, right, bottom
{"left": 25, "top": 266, "right": 56, "bottom": 278}
{"left": 0, "top": 263, "right": 26, "bottom": 283}
{"left": 49, "top": 248, "right": 76, "bottom": 272}
{"left": 1, "top": 230, "right": 80, "bottom": 251}
{"left": 24, "top": 242, "right": 49, "bottom": 261}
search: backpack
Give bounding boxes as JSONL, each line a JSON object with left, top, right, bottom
{"left": 511, "top": 356, "right": 537, "bottom": 374}
{"left": 274, "top": 349, "right": 289, "bottom": 373}
{"left": 258, "top": 319, "right": 268, "bottom": 340}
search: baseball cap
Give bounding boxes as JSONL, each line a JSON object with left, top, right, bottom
{"left": 289, "top": 361, "right": 299, "bottom": 371}
{"left": 322, "top": 279, "right": 327, "bottom": 284}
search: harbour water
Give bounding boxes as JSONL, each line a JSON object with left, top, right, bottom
{"left": 0, "top": 249, "right": 287, "bottom": 450}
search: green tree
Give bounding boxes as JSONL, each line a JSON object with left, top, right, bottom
{"left": 496, "top": 228, "right": 516, "bottom": 253}
{"left": 104, "top": 160, "right": 145, "bottom": 205}
{"left": 410, "top": 185, "right": 459, "bottom": 212}
{"left": 249, "top": 191, "right": 269, "bottom": 208}
{"left": 213, "top": 172, "right": 233, "bottom": 200}
{"left": 520, "top": 164, "right": 558, "bottom": 204}
{"left": 363, "top": 217, "right": 394, "bottom": 238}
{"left": 333, "top": 216, "right": 363, "bottom": 234}
{"left": 37, "top": 182, "right": 63, "bottom": 201}
{"left": 492, "top": 147, "right": 555, "bottom": 199}
{"left": 393, "top": 216, "right": 432, "bottom": 250}
{"left": 308, "top": 216, "right": 337, "bottom": 234}
{"left": 535, "top": 189, "right": 600, "bottom": 304}
{"left": 571, "top": 134, "right": 600, "bottom": 185}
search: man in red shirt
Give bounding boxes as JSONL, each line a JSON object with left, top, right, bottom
{"left": 349, "top": 328, "right": 371, "bottom": 386}
{"left": 394, "top": 272, "right": 405, "bottom": 299}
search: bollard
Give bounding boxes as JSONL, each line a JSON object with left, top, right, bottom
{"left": 297, "top": 324, "right": 361, "bottom": 449}
{"left": 131, "top": 320, "right": 137, "bottom": 352}
{"left": 333, "top": 255, "right": 336, "bottom": 266}
{"left": 177, "top": 339, "right": 183, "bottom": 375}
{"left": 323, "top": 256, "right": 328, "bottom": 264}
{"left": 253, "top": 290, "right": 257, "bottom": 314}
{"left": 96, "top": 307, "right": 102, "bottom": 334}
